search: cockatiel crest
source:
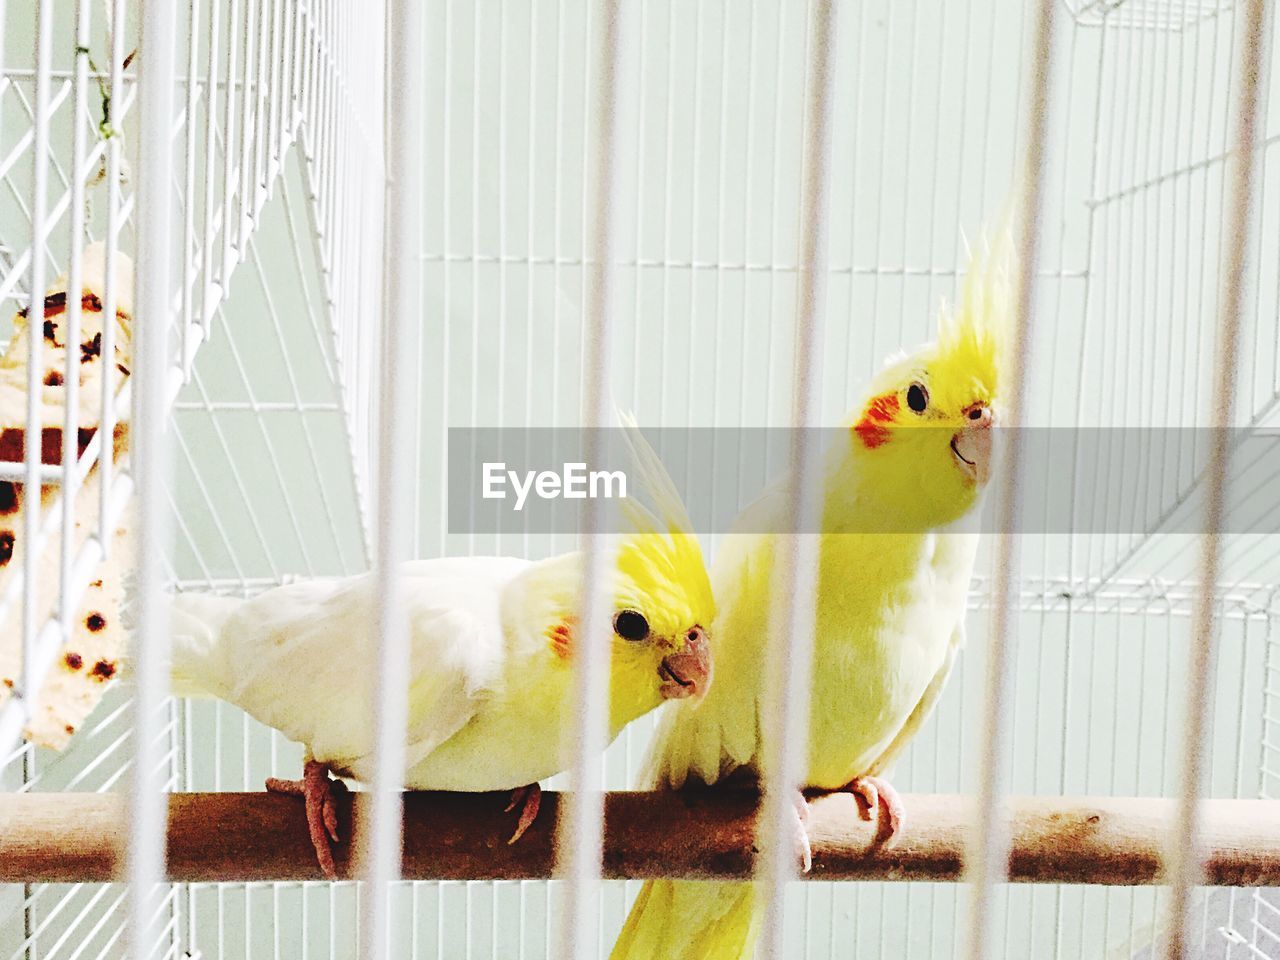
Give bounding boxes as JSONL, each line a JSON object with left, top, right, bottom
{"left": 517, "top": 413, "right": 716, "bottom": 712}
{"left": 611, "top": 413, "right": 715, "bottom": 645}
{"left": 868, "top": 225, "right": 1013, "bottom": 413}
{"left": 932, "top": 224, "right": 1014, "bottom": 409}
{"left": 842, "top": 223, "right": 1015, "bottom": 531}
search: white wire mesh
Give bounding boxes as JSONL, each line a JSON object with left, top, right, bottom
{"left": 1250, "top": 619, "right": 1280, "bottom": 960}
{"left": 1062, "top": 0, "right": 1234, "bottom": 31}
{"left": 0, "top": 0, "right": 380, "bottom": 956}
{"left": 0, "top": 0, "right": 382, "bottom": 749}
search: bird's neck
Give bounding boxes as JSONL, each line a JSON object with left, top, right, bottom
{"left": 814, "top": 446, "right": 982, "bottom": 597}
{"left": 818, "top": 445, "right": 911, "bottom": 533}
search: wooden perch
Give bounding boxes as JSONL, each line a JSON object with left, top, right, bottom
{"left": 1, "top": 791, "right": 1277, "bottom": 885}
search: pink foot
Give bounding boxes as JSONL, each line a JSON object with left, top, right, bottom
{"left": 266, "top": 759, "right": 349, "bottom": 879}
{"left": 504, "top": 783, "right": 542, "bottom": 844}
{"left": 845, "top": 775, "right": 904, "bottom": 848}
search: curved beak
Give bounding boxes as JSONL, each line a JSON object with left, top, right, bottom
{"left": 950, "top": 406, "right": 994, "bottom": 484}
{"left": 658, "top": 630, "right": 712, "bottom": 700}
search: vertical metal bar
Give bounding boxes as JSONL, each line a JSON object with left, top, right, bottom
{"left": 517, "top": 22, "right": 541, "bottom": 954}
{"left": 22, "top": 0, "right": 53, "bottom": 723}
{"left": 1165, "top": 2, "right": 1267, "bottom": 958}
{"left": 304, "top": 0, "right": 319, "bottom": 161}
{"left": 270, "top": 0, "right": 287, "bottom": 170}
{"left": 180, "top": 0, "right": 203, "bottom": 377}
{"left": 494, "top": 0, "right": 508, "bottom": 566}
{"left": 99, "top": 0, "right": 127, "bottom": 547}
{"left": 129, "top": 0, "right": 179, "bottom": 958}
{"left": 359, "top": 0, "right": 412, "bottom": 956}
{"left": 1059, "top": 14, "right": 1114, "bottom": 943}
{"left": 429, "top": 0, "right": 452, "bottom": 560}
{"left": 220, "top": 0, "right": 242, "bottom": 282}
{"left": 319, "top": 0, "right": 335, "bottom": 261}
{"left": 23, "top": 744, "right": 37, "bottom": 960}
{"left": 298, "top": 0, "right": 312, "bottom": 152}
{"left": 165, "top": 698, "right": 181, "bottom": 960}
{"left": 552, "top": 0, "right": 626, "bottom": 957}
{"left": 754, "top": 1, "right": 838, "bottom": 957}
{"left": 311, "top": 0, "right": 323, "bottom": 156}
{"left": 237, "top": 0, "right": 259, "bottom": 254}
{"left": 326, "top": 0, "right": 341, "bottom": 271}
{"left": 288, "top": 0, "right": 303, "bottom": 145}
{"left": 199, "top": 0, "right": 223, "bottom": 330}
{"left": 656, "top": 0, "right": 676, "bottom": 429}
{"left": 61, "top": 0, "right": 92, "bottom": 632}
{"left": 284, "top": 0, "right": 299, "bottom": 150}
{"left": 264, "top": 0, "right": 283, "bottom": 189}
{"left": 962, "top": 0, "right": 1059, "bottom": 958}
{"left": 252, "top": 0, "right": 271, "bottom": 207}
{"left": 466, "top": 0, "right": 482, "bottom": 644}
{"left": 319, "top": 0, "right": 334, "bottom": 254}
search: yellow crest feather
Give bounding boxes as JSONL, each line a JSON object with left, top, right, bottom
{"left": 933, "top": 219, "right": 1016, "bottom": 406}
{"left": 613, "top": 413, "right": 715, "bottom": 638}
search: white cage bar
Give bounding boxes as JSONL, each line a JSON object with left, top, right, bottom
{"left": 552, "top": 0, "right": 624, "bottom": 957}
{"left": 1165, "top": 1, "right": 1268, "bottom": 959}
{"left": 129, "top": 0, "right": 178, "bottom": 953}
{"left": 755, "top": 0, "right": 839, "bottom": 957}
{"left": 360, "top": 0, "right": 409, "bottom": 955}
{"left": 963, "top": 0, "right": 1061, "bottom": 957}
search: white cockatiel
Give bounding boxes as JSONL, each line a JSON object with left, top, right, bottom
{"left": 164, "top": 422, "right": 715, "bottom": 878}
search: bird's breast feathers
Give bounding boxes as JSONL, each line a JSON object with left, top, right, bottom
{"left": 801, "top": 531, "right": 973, "bottom": 787}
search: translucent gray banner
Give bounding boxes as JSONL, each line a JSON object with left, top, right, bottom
{"left": 446, "top": 428, "right": 1280, "bottom": 535}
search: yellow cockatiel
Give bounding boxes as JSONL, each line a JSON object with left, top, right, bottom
{"left": 164, "top": 419, "right": 715, "bottom": 879}
{"left": 611, "top": 232, "right": 1012, "bottom": 960}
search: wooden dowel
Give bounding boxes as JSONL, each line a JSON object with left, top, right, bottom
{"left": 1, "top": 791, "right": 1277, "bottom": 885}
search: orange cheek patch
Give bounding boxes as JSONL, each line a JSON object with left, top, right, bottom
{"left": 547, "top": 616, "right": 577, "bottom": 659}
{"left": 853, "top": 392, "right": 899, "bottom": 449}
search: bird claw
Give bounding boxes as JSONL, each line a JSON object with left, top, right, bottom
{"left": 506, "top": 783, "right": 541, "bottom": 845}
{"left": 322, "top": 777, "right": 349, "bottom": 844}
{"left": 845, "top": 775, "right": 904, "bottom": 848}
{"left": 791, "top": 789, "right": 813, "bottom": 873}
{"left": 266, "top": 760, "right": 347, "bottom": 879}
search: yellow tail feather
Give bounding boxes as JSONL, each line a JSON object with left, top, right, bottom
{"left": 611, "top": 880, "right": 758, "bottom": 960}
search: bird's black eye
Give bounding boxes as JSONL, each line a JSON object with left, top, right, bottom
{"left": 906, "top": 382, "right": 929, "bottom": 413}
{"left": 613, "top": 610, "right": 649, "bottom": 641}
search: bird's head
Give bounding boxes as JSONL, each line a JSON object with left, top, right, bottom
{"left": 842, "top": 229, "right": 1012, "bottom": 531}
{"left": 604, "top": 523, "right": 715, "bottom": 713}
{"left": 538, "top": 510, "right": 714, "bottom": 730}
{"left": 538, "top": 418, "right": 715, "bottom": 729}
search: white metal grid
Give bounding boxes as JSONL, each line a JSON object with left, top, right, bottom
{"left": 0, "top": 0, "right": 383, "bottom": 745}
{"left": 0, "top": 0, "right": 1277, "bottom": 959}
{"left": 1, "top": 0, "right": 380, "bottom": 956}
{"left": 1064, "top": 0, "right": 1235, "bottom": 30}
{"left": 1250, "top": 619, "right": 1280, "bottom": 960}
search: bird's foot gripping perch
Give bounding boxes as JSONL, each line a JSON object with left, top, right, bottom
{"left": 790, "top": 777, "right": 905, "bottom": 872}
{"left": 266, "top": 759, "right": 349, "bottom": 879}
{"left": 843, "top": 775, "right": 904, "bottom": 848}
{"left": 792, "top": 789, "right": 814, "bottom": 873}
{"left": 504, "top": 782, "right": 542, "bottom": 844}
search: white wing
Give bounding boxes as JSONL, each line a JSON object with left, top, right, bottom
{"left": 189, "top": 557, "right": 527, "bottom": 779}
